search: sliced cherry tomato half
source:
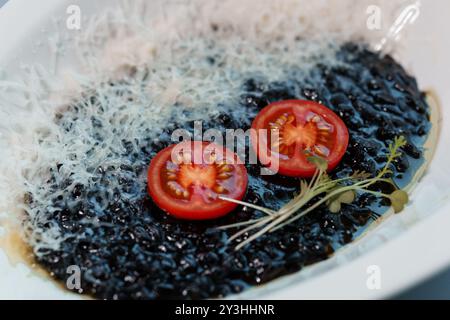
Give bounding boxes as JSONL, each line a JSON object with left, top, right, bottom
{"left": 147, "top": 141, "right": 248, "bottom": 220}
{"left": 251, "top": 99, "right": 349, "bottom": 177}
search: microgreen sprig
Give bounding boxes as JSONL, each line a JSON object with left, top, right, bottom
{"left": 219, "top": 136, "right": 409, "bottom": 251}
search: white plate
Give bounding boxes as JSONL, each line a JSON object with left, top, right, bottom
{"left": 0, "top": 0, "right": 449, "bottom": 300}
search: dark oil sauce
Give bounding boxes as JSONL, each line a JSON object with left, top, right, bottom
{"left": 29, "top": 43, "right": 430, "bottom": 299}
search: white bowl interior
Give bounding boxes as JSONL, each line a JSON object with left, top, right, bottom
{"left": 0, "top": 0, "right": 449, "bottom": 299}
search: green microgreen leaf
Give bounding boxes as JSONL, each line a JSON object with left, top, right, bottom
{"left": 389, "top": 190, "right": 409, "bottom": 213}
{"left": 338, "top": 190, "right": 356, "bottom": 204}
{"left": 306, "top": 155, "right": 328, "bottom": 172}
{"left": 328, "top": 200, "right": 341, "bottom": 213}
{"left": 327, "top": 190, "right": 355, "bottom": 213}
{"left": 350, "top": 170, "right": 371, "bottom": 181}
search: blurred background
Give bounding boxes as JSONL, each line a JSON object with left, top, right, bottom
{"left": 0, "top": 0, "right": 448, "bottom": 300}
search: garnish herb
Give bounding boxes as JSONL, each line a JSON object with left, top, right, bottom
{"left": 219, "top": 136, "right": 409, "bottom": 251}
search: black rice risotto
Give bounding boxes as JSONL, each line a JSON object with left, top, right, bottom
{"left": 29, "top": 43, "right": 430, "bottom": 299}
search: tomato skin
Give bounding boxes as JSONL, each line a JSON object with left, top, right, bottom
{"left": 147, "top": 141, "right": 248, "bottom": 220}
{"left": 251, "top": 100, "right": 349, "bottom": 178}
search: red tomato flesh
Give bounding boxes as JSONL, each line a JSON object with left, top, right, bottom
{"left": 251, "top": 100, "right": 349, "bottom": 177}
{"left": 147, "top": 141, "right": 248, "bottom": 220}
